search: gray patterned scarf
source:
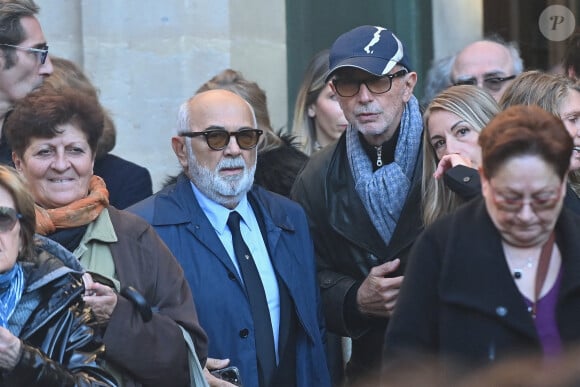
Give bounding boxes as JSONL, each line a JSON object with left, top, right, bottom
{"left": 347, "top": 95, "right": 422, "bottom": 245}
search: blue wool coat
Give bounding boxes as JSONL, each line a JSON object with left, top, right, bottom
{"left": 128, "top": 174, "right": 331, "bottom": 387}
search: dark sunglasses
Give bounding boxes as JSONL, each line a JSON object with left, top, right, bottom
{"left": 332, "top": 69, "right": 408, "bottom": 97}
{"left": 179, "top": 128, "right": 263, "bottom": 151}
{"left": 0, "top": 207, "right": 22, "bottom": 233}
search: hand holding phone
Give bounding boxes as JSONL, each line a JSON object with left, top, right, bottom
{"left": 210, "top": 366, "right": 243, "bottom": 386}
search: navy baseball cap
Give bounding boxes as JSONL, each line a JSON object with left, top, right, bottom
{"left": 326, "top": 25, "right": 412, "bottom": 82}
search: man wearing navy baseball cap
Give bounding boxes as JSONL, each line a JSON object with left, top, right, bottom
{"left": 291, "top": 25, "right": 423, "bottom": 383}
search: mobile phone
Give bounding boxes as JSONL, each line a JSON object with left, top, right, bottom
{"left": 210, "top": 366, "right": 243, "bottom": 386}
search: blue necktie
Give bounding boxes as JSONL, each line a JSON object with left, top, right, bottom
{"left": 227, "top": 211, "right": 276, "bottom": 387}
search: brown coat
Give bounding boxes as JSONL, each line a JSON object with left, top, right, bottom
{"left": 104, "top": 207, "right": 208, "bottom": 387}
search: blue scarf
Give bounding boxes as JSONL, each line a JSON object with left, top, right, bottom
{"left": 0, "top": 263, "right": 24, "bottom": 328}
{"left": 347, "top": 95, "right": 423, "bottom": 246}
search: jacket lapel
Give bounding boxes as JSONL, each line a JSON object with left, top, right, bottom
{"left": 249, "top": 187, "right": 320, "bottom": 342}
{"left": 326, "top": 136, "right": 387, "bottom": 257}
{"left": 248, "top": 187, "right": 297, "bottom": 286}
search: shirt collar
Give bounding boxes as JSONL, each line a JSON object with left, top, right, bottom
{"left": 80, "top": 208, "right": 118, "bottom": 244}
{"left": 189, "top": 181, "right": 254, "bottom": 235}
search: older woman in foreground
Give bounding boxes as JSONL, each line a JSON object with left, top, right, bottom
{"left": 4, "top": 87, "right": 207, "bottom": 387}
{"left": 384, "top": 105, "right": 580, "bottom": 373}
{"left": 0, "top": 165, "right": 115, "bottom": 386}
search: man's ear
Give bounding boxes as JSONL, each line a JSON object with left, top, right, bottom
{"left": 171, "top": 136, "right": 188, "bottom": 170}
{"left": 402, "top": 71, "right": 418, "bottom": 103}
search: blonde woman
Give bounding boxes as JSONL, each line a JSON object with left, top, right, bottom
{"left": 422, "top": 85, "right": 499, "bottom": 225}
{"left": 291, "top": 49, "right": 348, "bottom": 155}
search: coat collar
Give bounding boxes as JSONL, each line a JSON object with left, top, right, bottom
{"left": 150, "top": 174, "right": 319, "bottom": 342}
{"left": 325, "top": 134, "right": 423, "bottom": 261}
{"left": 150, "top": 174, "right": 297, "bottom": 276}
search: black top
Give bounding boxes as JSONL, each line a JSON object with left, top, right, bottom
{"left": 360, "top": 128, "right": 400, "bottom": 171}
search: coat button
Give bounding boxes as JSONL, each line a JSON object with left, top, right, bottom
{"left": 463, "top": 176, "right": 471, "bottom": 183}
{"left": 228, "top": 272, "right": 236, "bottom": 280}
{"left": 496, "top": 306, "right": 508, "bottom": 316}
{"left": 239, "top": 329, "right": 249, "bottom": 338}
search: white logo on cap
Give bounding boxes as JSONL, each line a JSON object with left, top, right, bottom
{"left": 364, "top": 26, "right": 386, "bottom": 54}
{"left": 381, "top": 34, "right": 404, "bottom": 75}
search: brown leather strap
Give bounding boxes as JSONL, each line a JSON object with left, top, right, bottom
{"left": 532, "top": 231, "right": 555, "bottom": 318}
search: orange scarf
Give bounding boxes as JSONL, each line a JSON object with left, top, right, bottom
{"left": 35, "top": 175, "right": 110, "bottom": 235}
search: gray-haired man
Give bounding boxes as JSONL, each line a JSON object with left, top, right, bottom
{"left": 291, "top": 25, "right": 424, "bottom": 383}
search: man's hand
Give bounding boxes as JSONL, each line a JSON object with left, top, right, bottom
{"left": 433, "top": 154, "right": 473, "bottom": 179}
{"left": 356, "top": 259, "right": 403, "bottom": 318}
{"left": 204, "top": 357, "right": 237, "bottom": 387}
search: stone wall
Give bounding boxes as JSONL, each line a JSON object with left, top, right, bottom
{"left": 36, "top": 0, "right": 287, "bottom": 191}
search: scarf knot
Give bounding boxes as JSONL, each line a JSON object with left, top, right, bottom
{"left": 35, "top": 175, "right": 110, "bottom": 235}
{"left": 347, "top": 95, "right": 422, "bottom": 245}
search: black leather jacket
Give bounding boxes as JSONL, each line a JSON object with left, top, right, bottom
{"left": 291, "top": 132, "right": 424, "bottom": 374}
{"left": 1, "top": 250, "right": 116, "bottom": 386}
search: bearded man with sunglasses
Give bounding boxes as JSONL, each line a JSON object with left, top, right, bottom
{"left": 128, "top": 89, "right": 331, "bottom": 387}
{"left": 0, "top": 0, "right": 53, "bottom": 164}
{"left": 290, "top": 25, "right": 424, "bottom": 383}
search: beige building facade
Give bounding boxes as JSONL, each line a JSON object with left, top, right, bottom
{"left": 36, "top": 0, "right": 287, "bottom": 190}
{"left": 36, "top": 0, "right": 485, "bottom": 191}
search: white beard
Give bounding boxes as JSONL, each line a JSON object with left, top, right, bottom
{"left": 185, "top": 140, "right": 255, "bottom": 207}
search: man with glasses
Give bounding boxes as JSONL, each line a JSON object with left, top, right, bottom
{"left": 0, "top": 0, "right": 53, "bottom": 163}
{"left": 128, "top": 89, "right": 331, "bottom": 387}
{"left": 291, "top": 25, "right": 424, "bottom": 383}
{"left": 451, "top": 37, "right": 524, "bottom": 101}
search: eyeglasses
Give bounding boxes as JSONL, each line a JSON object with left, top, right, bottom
{"left": 453, "top": 75, "right": 516, "bottom": 93}
{"left": 488, "top": 182, "right": 563, "bottom": 213}
{"left": 0, "top": 207, "right": 21, "bottom": 233}
{"left": 332, "top": 69, "right": 408, "bottom": 97}
{"left": 0, "top": 43, "right": 49, "bottom": 65}
{"left": 179, "top": 128, "right": 263, "bottom": 151}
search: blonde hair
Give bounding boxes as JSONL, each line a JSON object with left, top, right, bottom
{"left": 422, "top": 85, "right": 499, "bottom": 225}
{"left": 499, "top": 71, "right": 580, "bottom": 195}
{"left": 499, "top": 71, "right": 571, "bottom": 113}
{"left": 291, "top": 49, "right": 330, "bottom": 155}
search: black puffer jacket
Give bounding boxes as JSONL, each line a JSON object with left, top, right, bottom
{"left": 1, "top": 250, "right": 116, "bottom": 386}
